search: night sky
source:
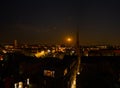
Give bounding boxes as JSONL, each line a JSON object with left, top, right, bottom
{"left": 0, "top": 0, "right": 120, "bottom": 45}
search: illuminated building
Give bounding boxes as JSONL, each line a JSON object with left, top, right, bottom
{"left": 13, "top": 55, "right": 78, "bottom": 88}
{"left": 14, "top": 40, "right": 18, "bottom": 48}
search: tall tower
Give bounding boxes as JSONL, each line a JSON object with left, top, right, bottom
{"left": 76, "top": 26, "right": 81, "bottom": 74}
{"left": 76, "top": 27, "right": 80, "bottom": 55}
{"left": 14, "top": 40, "right": 17, "bottom": 48}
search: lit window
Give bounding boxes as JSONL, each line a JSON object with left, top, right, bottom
{"left": 44, "top": 70, "right": 55, "bottom": 77}
{"left": 18, "top": 82, "right": 23, "bottom": 88}
{"left": 64, "top": 68, "right": 68, "bottom": 76}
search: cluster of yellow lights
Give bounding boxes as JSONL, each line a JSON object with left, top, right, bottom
{"left": 35, "top": 51, "right": 45, "bottom": 58}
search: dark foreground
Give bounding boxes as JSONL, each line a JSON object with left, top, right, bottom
{"left": 0, "top": 54, "right": 120, "bottom": 88}
{"left": 77, "top": 56, "right": 120, "bottom": 88}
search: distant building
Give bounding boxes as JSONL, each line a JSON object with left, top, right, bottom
{"left": 14, "top": 40, "right": 17, "bottom": 48}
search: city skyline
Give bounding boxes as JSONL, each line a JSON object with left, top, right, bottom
{"left": 0, "top": 0, "right": 120, "bottom": 45}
